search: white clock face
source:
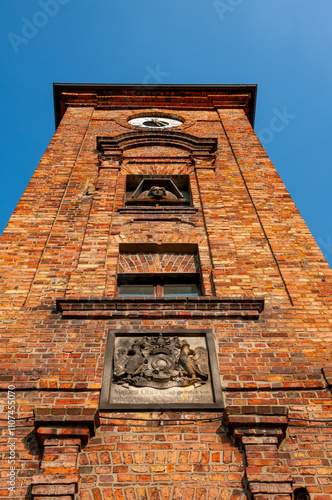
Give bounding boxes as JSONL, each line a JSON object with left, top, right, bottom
{"left": 128, "top": 116, "right": 183, "bottom": 129}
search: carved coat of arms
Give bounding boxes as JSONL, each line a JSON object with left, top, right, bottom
{"left": 113, "top": 333, "right": 209, "bottom": 390}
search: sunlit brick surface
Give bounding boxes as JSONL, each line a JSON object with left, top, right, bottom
{"left": 0, "top": 86, "right": 332, "bottom": 500}
{"left": 118, "top": 253, "right": 198, "bottom": 274}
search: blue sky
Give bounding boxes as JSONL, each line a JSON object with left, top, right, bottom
{"left": 1, "top": 0, "right": 332, "bottom": 267}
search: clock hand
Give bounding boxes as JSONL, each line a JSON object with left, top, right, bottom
{"left": 151, "top": 118, "right": 163, "bottom": 127}
{"left": 152, "top": 118, "right": 166, "bottom": 127}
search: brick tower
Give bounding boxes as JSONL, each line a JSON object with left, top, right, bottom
{"left": 1, "top": 84, "right": 332, "bottom": 500}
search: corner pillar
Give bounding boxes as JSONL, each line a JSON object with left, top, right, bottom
{"left": 31, "top": 407, "right": 99, "bottom": 500}
{"left": 223, "top": 411, "right": 292, "bottom": 500}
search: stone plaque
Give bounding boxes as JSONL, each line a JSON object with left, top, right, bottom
{"left": 99, "top": 330, "right": 223, "bottom": 411}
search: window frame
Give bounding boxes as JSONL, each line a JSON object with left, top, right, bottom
{"left": 117, "top": 273, "right": 202, "bottom": 298}
{"left": 125, "top": 174, "right": 192, "bottom": 208}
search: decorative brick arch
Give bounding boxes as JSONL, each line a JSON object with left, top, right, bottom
{"left": 113, "top": 234, "right": 207, "bottom": 246}
{"left": 96, "top": 130, "right": 218, "bottom": 159}
{"left": 77, "top": 486, "right": 230, "bottom": 499}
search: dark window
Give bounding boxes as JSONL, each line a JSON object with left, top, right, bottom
{"left": 294, "top": 488, "right": 310, "bottom": 500}
{"left": 118, "top": 284, "right": 154, "bottom": 297}
{"left": 118, "top": 274, "right": 201, "bottom": 297}
{"left": 125, "top": 175, "right": 191, "bottom": 207}
{"left": 163, "top": 283, "right": 198, "bottom": 297}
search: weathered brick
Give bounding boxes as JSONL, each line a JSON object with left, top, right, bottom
{"left": 1, "top": 84, "right": 332, "bottom": 500}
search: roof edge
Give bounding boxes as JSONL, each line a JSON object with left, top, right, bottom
{"left": 53, "top": 83, "right": 257, "bottom": 129}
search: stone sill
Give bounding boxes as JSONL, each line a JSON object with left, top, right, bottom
{"left": 118, "top": 207, "right": 199, "bottom": 214}
{"left": 57, "top": 296, "right": 264, "bottom": 320}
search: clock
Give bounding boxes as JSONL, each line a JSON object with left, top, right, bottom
{"left": 128, "top": 116, "right": 183, "bottom": 129}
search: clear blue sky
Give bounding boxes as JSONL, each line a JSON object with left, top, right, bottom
{"left": 1, "top": 0, "right": 332, "bottom": 267}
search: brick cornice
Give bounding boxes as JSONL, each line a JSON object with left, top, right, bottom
{"left": 34, "top": 407, "right": 100, "bottom": 443}
{"left": 57, "top": 296, "right": 264, "bottom": 319}
{"left": 224, "top": 413, "right": 288, "bottom": 444}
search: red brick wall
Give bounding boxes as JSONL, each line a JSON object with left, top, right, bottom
{"left": 79, "top": 414, "right": 244, "bottom": 500}
{"left": 0, "top": 87, "right": 331, "bottom": 500}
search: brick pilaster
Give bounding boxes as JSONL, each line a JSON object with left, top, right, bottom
{"left": 223, "top": 412, "right": 292, "bottom": 500}
{"left": 65, "top": 153, "right": 122, "bottom": 298}
{"left": 31, "top": 407, "right": 99, "bottom": 500}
